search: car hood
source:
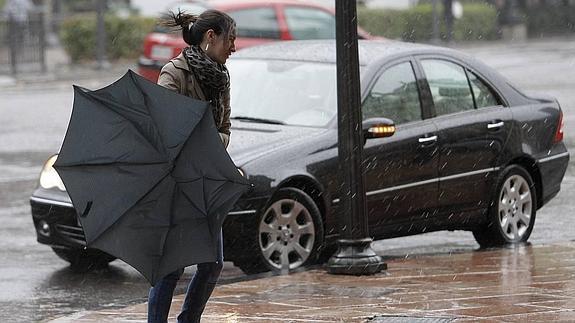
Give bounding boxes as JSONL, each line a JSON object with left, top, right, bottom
{"left": 228, "top": 120, "right": 328, "bottom": 167}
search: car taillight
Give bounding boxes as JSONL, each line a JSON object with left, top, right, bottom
{"left": 554, "top": 110, "right": 564, "bottom": 143}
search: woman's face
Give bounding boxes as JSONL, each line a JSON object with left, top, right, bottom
{"left": 206, "top": 27, "right": 236, "bottom": 64}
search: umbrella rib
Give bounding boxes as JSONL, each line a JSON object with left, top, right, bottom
{"left": 173, "top": 176, "right": 249, "bottom": 185}
{"left": 56, "top": 161, "right": 170, "bottom": 168}
{"left": 77, "top": 89, "right": 166, "bottom": 158}
{"left": 84, "top": 167, "right": 172, "bottom": 245}
{"left": 81, "top": 85, "right": 150, "bottom": 118}
{"left": 128, "top": 71, "right": 194, "bottom": 159}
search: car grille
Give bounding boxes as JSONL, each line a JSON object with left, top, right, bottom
{"left": 31, "top": 201, "right": 87, "bottom": 246}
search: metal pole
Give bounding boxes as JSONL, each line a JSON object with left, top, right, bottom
{"left": 8, "top": 17, "right": 18, "bottom": 75}
{"left": 39, "top": 11, "right": 47, "bottom": 73}
{"left": 443, "top": 0, "right": 454, "bottom": 43}
{"left": 432, "top": 0, "right": 440, "bottom": 44}
{"left": 327, "top": 0, "right": 386, "bottom": 275}
{"left": 96, "top": 0, "right": 109, "bottom": 69}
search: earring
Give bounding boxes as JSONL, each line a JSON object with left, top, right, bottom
{"left": 205, "top": 43, "right": 209, "bottom": 51}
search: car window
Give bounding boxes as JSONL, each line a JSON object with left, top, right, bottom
{"left": 467, "top": 71, "right": 501, "bottom": 108}
{"left": 362, "top": 62, "right": 422, "bottom": 124}
{"left": 227, "top": 8, "right": 281, "bottom": 39}
{"left": 421, "top": 59, "right": 474, "bottom": 116}
{"left": 284, "top": 7, "right": 336, "bottom": 40}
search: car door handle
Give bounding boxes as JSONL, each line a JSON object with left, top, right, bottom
{"left": 487, "top": 121, "right": 505, "bottom": 129}
{"left": 418, "top": 135, "right": 438, "bottom": 143}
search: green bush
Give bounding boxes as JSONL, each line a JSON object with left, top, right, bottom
{"left": 358, "top": 3, "right": 498, "bottom": 42}
{"left": 454, "top": 4, "right": 499, "bottom": 41}
{"left": 526, "top": 4, "right": 575, "bottom": 37}
{"left": 60, "top": 14, "right": 155, "bottom": 62}
{"left": 401, "top": 4, "right": 435, "bottom": 42}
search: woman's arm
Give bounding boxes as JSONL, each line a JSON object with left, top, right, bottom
{"left": 220, "top": 87, "right": 231, "bottom": 135}
{"left": 219, "top": 87, "right": 231, "bottom": 148}
{"left": 158, "top": 63, "right": 182, "bottom": 94}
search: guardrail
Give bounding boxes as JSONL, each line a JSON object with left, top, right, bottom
{"left": 0, "top": 11, "right": 46, "bottom": 75}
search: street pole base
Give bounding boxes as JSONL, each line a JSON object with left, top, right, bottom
{"left": 326, "top": 238, "right": 387, "bottom": 275}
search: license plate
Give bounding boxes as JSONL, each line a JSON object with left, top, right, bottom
{"left": 150, "top": 45, "right": 173, "bottom": 60}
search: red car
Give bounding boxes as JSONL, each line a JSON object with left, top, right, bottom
{"left": 138, "top": 0, "right": 376, "bottom": 82}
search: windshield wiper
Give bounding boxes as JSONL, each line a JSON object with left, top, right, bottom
{"left": 231, "top": 116, "right": 286, "bottom": 125}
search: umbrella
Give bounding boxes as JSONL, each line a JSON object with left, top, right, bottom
{"left": 54, "top": 70, "right": 250, "bottom": 285}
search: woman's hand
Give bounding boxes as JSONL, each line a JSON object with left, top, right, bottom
{"left": 219, "top": 133, "right": 230, "bottom": 149}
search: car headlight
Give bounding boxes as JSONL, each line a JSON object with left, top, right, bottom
{"left": 237, "top": 168, "right": 245, "bottom": 177}
{"left": 39, "top": 155, "right": 66, "bottom": 191}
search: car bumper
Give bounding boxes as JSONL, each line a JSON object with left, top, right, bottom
{"left": 30, "top": 197, "right": 86, "bottom": 249}
{"left": 537, "top": 147, "right": 570, "bottom": 207}
{"left": 30, "top": 192, "right": 268, "bottom": 258}
{"left": 137, "top": 56, "right": 165, "bottom": 83}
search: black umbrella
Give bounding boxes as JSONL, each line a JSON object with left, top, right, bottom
{"left": 54, "top": 70, "right": 250, "bottom": 285}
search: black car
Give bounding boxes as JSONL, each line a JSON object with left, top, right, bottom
{"left": 30, "top": 40, "right": 569, "bottom": 274}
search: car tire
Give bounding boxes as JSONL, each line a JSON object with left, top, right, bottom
{"left": 473, "top": 165, "right": 537, "bottom": 248}
{"left": 233, "top": 188, "right": 324, "bottom": 274}
{"left": 52, "top": 247, "right": 116, "bottom": 272}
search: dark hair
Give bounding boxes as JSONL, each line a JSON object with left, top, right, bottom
{"left": 159, "top": 9, "right": 236, "bottom": 46}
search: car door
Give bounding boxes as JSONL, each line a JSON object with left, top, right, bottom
{"left": 362, "top": 60, "right": 439, "bottom": 236}
{"left": 418, "top": 58, "right": 513, "bottom": 215}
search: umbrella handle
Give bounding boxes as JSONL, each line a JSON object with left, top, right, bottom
{"left": 80, "top": 201, "right": 93, "bottom": 218}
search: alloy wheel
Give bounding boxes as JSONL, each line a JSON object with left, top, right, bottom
{"left": 498, "top": 174, "right": 533, "bottom": 240}
{"left": 258, "top": 198, "right": 316, "bottom": 270}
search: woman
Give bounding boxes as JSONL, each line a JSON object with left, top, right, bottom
{"left": 148, "top": 9, "right": 236, "bottom": 323}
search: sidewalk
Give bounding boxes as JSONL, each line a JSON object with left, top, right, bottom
{"left": 0, "top": 45, "right": 136, "bottom": 93}
{"left": 49, "top": 241, "right": 575, "bottom": 322}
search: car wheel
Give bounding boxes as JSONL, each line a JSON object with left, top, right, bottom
{"left": 473, "top": 165, "right": 537, "bottom": 247}
{"left": 233, "top": 188, "right": 324, "bottom": 274}
{"left": 52, "top": 247, "right": 116, "bottom": 271}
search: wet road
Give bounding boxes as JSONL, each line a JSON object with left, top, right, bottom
{"left": 0, "top": 38, "right": 574, "bottom": 322}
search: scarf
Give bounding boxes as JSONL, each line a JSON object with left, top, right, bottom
{"left": 183, "top": 45, "right": 230, "bottom": 127}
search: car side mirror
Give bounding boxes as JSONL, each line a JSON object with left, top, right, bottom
{"left": 362, "top": 118, "right": 395, "bottom": 139}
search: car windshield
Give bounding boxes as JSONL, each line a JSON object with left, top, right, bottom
{"left": 227, "top": 58, "right": 337, "bottom": 127}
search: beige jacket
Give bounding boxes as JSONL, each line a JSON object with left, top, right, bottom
{"left": 157, "top": 53, "right": 231, "bottom": 148}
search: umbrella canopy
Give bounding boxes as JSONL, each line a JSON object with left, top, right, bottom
{"left": 54, "top": 70, "right": 250, "bottom": 285}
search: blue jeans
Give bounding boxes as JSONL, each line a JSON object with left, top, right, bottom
{"left": 147, "top": 232, "right": 224, "bottom": 323}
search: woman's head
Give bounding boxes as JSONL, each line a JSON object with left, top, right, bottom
{"left": 161, "top": 9, "right": 236, "bottom": 64}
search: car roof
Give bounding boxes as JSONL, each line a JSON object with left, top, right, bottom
{"left": 231, "top": 40, "right": 443, "bottom": 66}
{"left": 211, "top": 0, "right": 329, "bottom": 9}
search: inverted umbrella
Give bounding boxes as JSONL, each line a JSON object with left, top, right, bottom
{"left": 54, "top": 70, "right": 250, "bottom": 285}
